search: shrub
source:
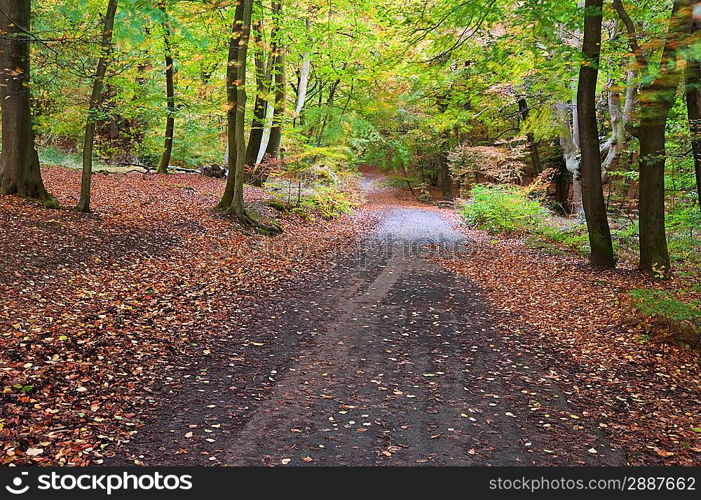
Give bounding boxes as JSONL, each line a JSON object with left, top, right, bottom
{"left": 300, "top": 186, "right": 355, "bottom": 219}
{"left": 666, "top": 205, "right": 701, "bottom": 265}
{"left": 460, "top": 184, "right": 547, "bottom": 234}
{"left": 629, "top": 289, "right": 701, "bottom": 347}
{"left": 629, "top": 289, "right": 701, "bottom": 324}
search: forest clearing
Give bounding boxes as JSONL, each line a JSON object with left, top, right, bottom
{"left": 0, "top": 0, "right": 700, "bottom": 481}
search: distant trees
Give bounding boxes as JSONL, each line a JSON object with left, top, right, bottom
{"left": 245, "top": 18, "right": 270, "bottom": 173}
{"left": 264, "top": 0, "right": 285, "bottom": 160}
{"left": 0, "top": 0, "right": 698, "bottom": 266}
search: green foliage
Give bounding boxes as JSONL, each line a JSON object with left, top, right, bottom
{"left": 629, "top": 289, "right": 701, "bottom": 328}
{"left": 300, "top": 186, "right": 355, "bottom": 219}
{"left": 666, "top": 205, "right": 701, "bottom": 265}
{"left": 537, "top": 223, "right": 591, "bottom": 254}
{"left": 460, "top": 185, "right": 547, "bottom": 234}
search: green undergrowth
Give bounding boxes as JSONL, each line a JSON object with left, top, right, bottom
{"left": 629, "top": 288, "right": 701, "bottom": 349}
{"left": 460, "top": 184, "right": 700, "bottom": 270}
{"left": 460, "top": 184, "right": 701, "bottom": 349}
{"left": 267, "top": 181, "right": 358, "bottom": 220}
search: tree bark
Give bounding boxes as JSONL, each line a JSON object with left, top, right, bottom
{"left": 556, "top": 102, "right": 582, "bottom": 214}
{"left": 218, "top": 0, "right": 245, "bottom": 210}
{"left": 0, "top": 0, "right": 53, "bottom": 202}
{"left": 577, "top": 0, "right": 615, "bottom": 267}
{"left": 265, "top": 0, "right": 285, "bottom": 159}
{"left": 77, "top": 0, "right": 118, "bottom": 212}
{"left": 156, "top": 1, "right": 175, "bottom": 174}
{"left": 294, "top": 18, "right": 311, "bottom": 123}
{"left": 439, "top": 153, "right": 453, "bottom": 199}
{"left": 686, "top": 1, "right": 701, "bottom": 212}
{"left": 245, "top": 19, "right": 269, "bottom": 172}
{"left": 614, "top": 0, "right": 691, "bottom": 275}
{"left": 230, "top": 0, "right": 253, "bottom": 215}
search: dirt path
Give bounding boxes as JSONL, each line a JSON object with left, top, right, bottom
{"left": 115, "top": 178, "right": 627, "bottom": 466}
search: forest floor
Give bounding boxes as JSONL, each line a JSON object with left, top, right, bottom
{"left": 1, "top": 167, "right": 699, "bottom": 466}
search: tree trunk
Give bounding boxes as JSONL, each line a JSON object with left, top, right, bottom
{"left": 156, "top": 1, "right": 175, "bottom": 174}
{"left": 615, "top": 0, "right": 690, "bottom": 275}
{"left": 601, "top": 81, "right": 624, "bottom": 178}
{"left": 316, "top": 77, "right": 340, "bottom": 146}
{"left": 517, "top": 97, "right": 542, "bottom": 175}
{"left": 638, "top": 118, "right": 672, "bottom": 273}
{"left": 0, "top": 0, "right": 53, "bottom": 202}
{"left": 439, "top": 153, "right": 453, "bottom": 199}
{"left": 218, "top": 0, "right": 245, "bottom": 210}
{"left": 230, "top": 0, "right": 254, "bottom": 215}
{"left": 556, "top": 103, "right": 583, "bottom": 215}
{"left": 77, "top": 0, "right": 118, "bottom": 212}
{"left": 439, "top": 130, "right": 453, "bottom": 199}
{"left": 577, "top": 0, "right": 615, "bottom": 267}
{"left": 245, "top": 19, "right": 269, "bottom": 172}
{"left": 686, "top": 1, "right": 701, "bottom": 212}
{"left": 554, "top": 154, "right": 572, "bottom": 212}
{"left": 265, "top": 0, "right": 285, "bottom": 159}
{"left": 294, "top": 18, "right": 311, "bottom": 123}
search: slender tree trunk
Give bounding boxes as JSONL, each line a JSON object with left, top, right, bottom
{"left": 316, "top": 77, "right": 340, "bottom": 146}
{"left": 0, "top": 0, "right": 53, "bottom": 202}
{"left": 577, "top": 0, "right": 615, "bottom": 267}
{"left": 517, "top": 97, "right": 542, "bottom": 175}
{"left": 439, "top": 154, "right": 452, "bottom": 199}
{"left": 686, "top": 1, "right": 701, "bottom": 212}
{"left": 77, "top": 0, "right": 118, "bottom": 212}
{"left": 218, "top": 0, "right": 245, "bottom": 210}
{"left": 294, "top": 18, "right": 311, "bottom": 123}
{"left": 439, "top": 131, "right": 453, "bottom": 199}
{"left": 265, "top": 0, "right": 285, "bottom": 159}
{"left": 156, "top": 1, "right": 175, "bottom": 174}
{"left": 245, "top": 19, "right": 269, "bottom": 172}
{"left": 554, "top": 154, "right": 572, "bottom": 212}
{"left": 556, "top": 103, "right": 582, "bottom": 214}
{"left": 257, "top": 98, "right": 275, "bottom": 164}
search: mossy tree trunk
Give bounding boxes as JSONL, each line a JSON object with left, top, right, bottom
{"left": 614, "top": 0, "right": 691, "bottom": 275}
{"left": 685, "top": 1, "right": 701, "bottom": 213}
{"left": 577, "top": 0, "right": 615, "bottom": 268}
{"left": 218, "top": 0, "right": 246, "bottom": 211}
{"left": 0, "top": 0, "right": 54, "bottom": 202}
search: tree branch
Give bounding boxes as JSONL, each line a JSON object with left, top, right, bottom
{"left": 612, "top": 0, "right": 649, "bottom": 74}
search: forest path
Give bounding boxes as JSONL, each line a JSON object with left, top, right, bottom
{"left": 117, "top": 176, "right": 626, "bottom": 466}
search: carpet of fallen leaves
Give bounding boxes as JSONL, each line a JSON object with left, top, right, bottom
{"left": 434, "top": 220, "right": 701, "bottom": 466}
{"left": 0, "top": 166, "right": 378, "bottom": 465}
